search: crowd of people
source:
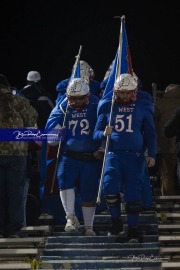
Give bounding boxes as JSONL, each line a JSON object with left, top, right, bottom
{"left": 0, "top": 60, "right": 180, "bottom": 243}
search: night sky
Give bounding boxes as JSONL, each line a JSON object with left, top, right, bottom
{"left": 1, "top": 0, "right": 180, "bottom": 98}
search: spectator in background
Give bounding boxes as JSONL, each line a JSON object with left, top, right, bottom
{"left": 0, "top": 74, "right": 38, "bottom": 238}
{"left": 20, "top": 70, "right": 54, "bottom": 128}
{"left": 164, "top": 106, "right": 180, "bottom": 190}
{"left": 20, "top": 71, "right": 55, "bottom": 224}
{"left": 154, "top": 84, "right": 180, "bottom": 195}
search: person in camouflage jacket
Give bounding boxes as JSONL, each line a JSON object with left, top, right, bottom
{"left": 0, "top": 74, "right": 38, "bottom": 238}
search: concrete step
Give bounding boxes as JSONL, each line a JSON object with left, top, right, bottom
{"left": 39, "top": 213, "right": 54, "bottom": 225}
{"left": 161, "top": 261, "right": 180, "bottom": 269}
{"left": 159, "top": 235, "right": 180, "bottom": 243}
{"left": 0, "top": 248, "right": 38, "bottom": 256}
{"left": 156, "top": 212, "right": 180, "bottom": 222}
{"left": 40, "top": 206, "right": 161, "bottom": 269}
{"left": 94, "top": 213, "right": 157, "bottom": 224}
{"left": 21, "top": 225, "right": 51, "bottom": 236}
{"left": 53, "top": 221, "right": 158, "bottom": 232}
{"left": 158, "top": 224, "right": 180, "bottom": 233}
{"left": 0, "top": 263, "right": 31, "bottom": 269}
{"left": 155, "top": 203, "right": 180, "bottom": 211}
{"left": 45, "top": 242, "right": 159, "bottom": 249}
{"left": 0, "top": 237, "right": 45, "bottom": 248}
{"left": 39, "top": 213, "right": 54, "bottom": 220}
{"left": 39, "top": 268, "right": 143, "bottom": 270}
{"left": 41, "top": 268, "right": 161, "bottom": 270}
{"left": 52, "top": 232, "right": 158, "bottom": 239}
{"left": 42, "top": 246, "right": 160, "bottom": 257}
{"left": 40, "top": 258, "right": 162, "bottom": 269}
{"left": 47, "top": 234, "right": 159, "bottom": 243}
{"left": 160, "top": 246, "right": 180, "bottom": 255}
{"left": 52, "top": 223, "right": 158, "bottom": 235}
{"left": 155, "top": 196, "right": 180, "bottom": 203}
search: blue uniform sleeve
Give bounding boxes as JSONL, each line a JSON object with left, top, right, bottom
{"left": 93, "top": 101, "right": 110, "bottom": 141}
{"left": 93, "top": 114, "right": 106, "bottom": 141}
{"left": 45, "top": 102, "right": 65, "bottom": 130}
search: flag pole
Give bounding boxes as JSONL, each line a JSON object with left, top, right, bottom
{"left": 96, "top": 16, "right": 125, "bottom": 204}
{"left": 50, "top": 45, "right": 82, "bottom": 194}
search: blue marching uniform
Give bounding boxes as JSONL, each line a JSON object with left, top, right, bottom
{"left": 93, "top": 91, "right": 157, "bottom": 228}
{"left": 46, "top": 94, "right": 102, "bottom": 202}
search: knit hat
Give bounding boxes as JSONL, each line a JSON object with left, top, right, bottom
{"left": 0, "top": 74, "right": 10, "bottom": 87}
{"left": 27, "top": 71, "right": 41, "bottom": 82}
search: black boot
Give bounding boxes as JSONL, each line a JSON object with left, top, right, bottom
{"left": 110, "top": 217, "right": 123, "bottom": 235}
{"left": 127, "top": 226, "right": 140, "bottom": 243}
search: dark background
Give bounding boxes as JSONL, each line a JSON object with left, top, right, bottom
{"left": 1, "top": 0, "right": 180, "bottom": 98}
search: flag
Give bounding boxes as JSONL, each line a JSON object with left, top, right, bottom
{"left": 101, "top": 49, "right": 119, "bottom": 100}
{"left": 121, "top": 17, "right": 133, "bottom": 75}
{"left": 69, "top": 45, "right": 82, "bottom": 82}
{"left": 56, "top": 57, "right": 81, "bottom": 106}
{"left": 69, "top": 58, "right": 81, "bottom": 81}
{"left": 100, "top": 16, "right": 133, "bottom": 107}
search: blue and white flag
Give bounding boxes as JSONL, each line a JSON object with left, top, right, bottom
{"left": 99, "top": 16, "right": 133, "bottom": 111}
